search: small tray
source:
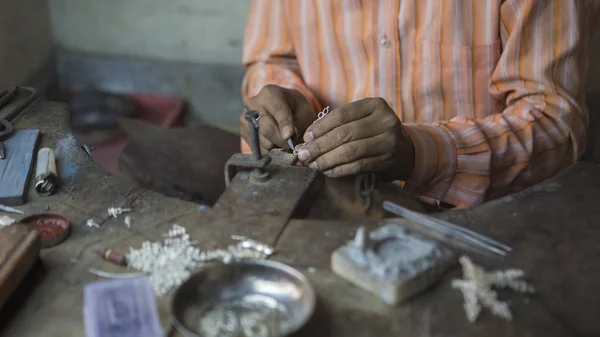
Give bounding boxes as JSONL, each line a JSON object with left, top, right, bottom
{"left": 20, "top": 213, "right": 70, "bottom": 248}
{"left": 172, "top": 260, "right": 316, "bottom": 337}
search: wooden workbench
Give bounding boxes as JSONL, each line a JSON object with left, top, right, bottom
{"left": 1, "top": 100, "right": 599, "bottom": 337}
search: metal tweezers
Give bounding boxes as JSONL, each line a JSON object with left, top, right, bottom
{"left": 383, "top": 200, "right": 511, "bottom": 259}
{"left": 0, "top": 87, "right": 39, "bottom": 159}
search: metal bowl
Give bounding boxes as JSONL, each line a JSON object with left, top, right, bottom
{"left": 171, "top": 260, "right": 316, "bottom": 337}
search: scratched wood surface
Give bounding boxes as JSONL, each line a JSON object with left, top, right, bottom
{"left": 3, "top": 101, "right": 600, "bottom": 337}
{"left": 0, "top": 101, "right": 201, "bottom": 336}
{"left": 0, "top": 130, "right": 40, "bottom": 205}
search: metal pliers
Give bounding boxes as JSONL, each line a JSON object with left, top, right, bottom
{"left": 0, "top": 87, "right": 39, "bottom": 159}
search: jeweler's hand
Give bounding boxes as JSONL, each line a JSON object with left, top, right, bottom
{"left": 296, "top": 98, "right": 415, "bottom": 180}
{"left": 241, "top": 85, "right": 315, "bottom": 154}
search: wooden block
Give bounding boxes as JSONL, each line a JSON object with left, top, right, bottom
{"left": 0, "top": 224, "right": 41, "bottom": 311}
{"left": 0, "top": 130, "right": 40, "bottom": 205}
{"left": 331, "top": 224, "right": 456, "bottom": 305}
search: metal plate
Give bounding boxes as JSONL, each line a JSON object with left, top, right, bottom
{"left": 172, "top": 260, "right": 316, "bottom": 337}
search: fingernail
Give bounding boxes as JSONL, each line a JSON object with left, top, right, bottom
{"left": 309, "top": 161, "right": 318, "bottom": 170}
{"left": 282, "top": 126, "right": 293, "bottom": 139}
{"left": 304, "top": 131, "right": 314, "bottom": 142}
{"left": 323, "top": 170, "right": 332, "bottom": 176}
{"left": 298, "top": 149, "right": 310, "bottom": 162}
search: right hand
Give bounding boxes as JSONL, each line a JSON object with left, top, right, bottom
{"left": 241, "top": 85, "right": 315, "bottom": 154}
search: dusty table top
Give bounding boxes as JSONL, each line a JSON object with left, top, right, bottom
{"left": 1, "top": 100, "right": 599, "bottom": 337}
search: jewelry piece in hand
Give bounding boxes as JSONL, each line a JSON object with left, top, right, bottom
{"left": 293, "top": 143, "right": 305, "bottom": 157}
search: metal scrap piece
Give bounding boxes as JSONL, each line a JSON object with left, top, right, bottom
{"left": 0, "top": 215, "right": 15, "bottom": 227}
{"left": 86, "top": 219, "right": 101, "bottom": 228}
{"left": 232, "top": 236, "right": 275, "bottom": 256}
{"left": 108, "top": 207, "right": 131, "bottom": 218}
{"left": 0, "top": 204, "right": 24, "bottom": 215}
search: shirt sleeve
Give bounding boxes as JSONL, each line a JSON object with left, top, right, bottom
{"left": 241, "top": 0, "right": 322, "bottom": 153}
{"left": 403, "top": 0, "right": 600, "bottom": 208}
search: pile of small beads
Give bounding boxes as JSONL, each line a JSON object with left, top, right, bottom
{"left": 126, "top": 225, "right": 275, "bottom": 295}
{"left": 127, "top": 225, "right": 202, "bottom": 295}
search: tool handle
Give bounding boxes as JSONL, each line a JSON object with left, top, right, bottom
{"left": 35, "top": 147, "right": 58, "bottom": 196}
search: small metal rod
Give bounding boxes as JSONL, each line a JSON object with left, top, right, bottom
{"left": 88, "top": 268, "right": 145, "bottom": 279}
{"left": 243, "top": 107, "right": 262, "bottom": 161}
{"left": 243, "top": 107, "right": 271, "bottom": 183}
{"left": 0, "top": 204, "right": 24, "bottom": 214}
{"left": 383, "top": 200, "right": 510, "bottom": 251}
{"left": 382, "top": 201, "right": 511, "bottom": 258}
{"left": 382, "top": 205, "right": 507, "bottom": 257}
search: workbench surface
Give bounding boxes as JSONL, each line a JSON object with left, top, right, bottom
{"left": 2, "top": 100, "right": 599, "bottom": 337}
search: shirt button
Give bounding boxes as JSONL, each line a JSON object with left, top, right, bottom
{"left": 380, "top": 35, "right": 390, "bottom": 48}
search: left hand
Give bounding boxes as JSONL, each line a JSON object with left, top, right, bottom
{"left": 296, "top": 97, "right": 415, "bottom": 180}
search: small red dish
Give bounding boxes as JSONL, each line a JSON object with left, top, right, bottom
{"left": 20, "top": 213, "right": 71, "bottom": 248}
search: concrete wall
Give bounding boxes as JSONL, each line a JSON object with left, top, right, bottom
{"left": 56, "top": 51, "right": 245, "bottom": 129}
{"left": 49, "top": 1, "right": 600, "bottom": 129}
{"left": 0, "top": 0, "right": 54, "bottom": 89}
{"left": 49, "top": 1, "right": 599, "bottom": 87}
{"left": 49, "top": 0, "right": 249, "bottom": 65}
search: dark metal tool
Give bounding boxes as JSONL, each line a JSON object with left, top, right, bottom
{"left": 241, "top": 107, "right": 270, "bottom": 184}
{"left": 383, "top": 200, "right": 511, "bottom": 259}
{"left": 0, "top": 87, "right": 39, "bottom": 159}
{"left": 287, "top": 138, "right": 295, "bottom": 151}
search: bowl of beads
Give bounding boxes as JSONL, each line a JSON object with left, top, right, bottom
{"left": 171, "top": 260, "right": 315, "bottom": 337}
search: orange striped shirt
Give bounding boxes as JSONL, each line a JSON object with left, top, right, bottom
{"left": 241, "top": 0, "right": 600, "bottom": 208}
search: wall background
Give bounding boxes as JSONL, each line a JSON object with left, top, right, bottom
{"left": 0, "top": 0, "right": 54, "bottom": 89}
{"left": 47, "top": 1, "right": 600, "bottom": 90}
{"left": 588, "top": 26, "right": 600, "bottom": 93}
{"left": 48, "top": 0, "right": 250, "bottom": 65}
{"left": 2, "top": 1, "right": 600, "bottom": 130}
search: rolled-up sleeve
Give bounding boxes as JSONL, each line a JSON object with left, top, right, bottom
{"left": 403, "top": 0, "right": 600, "bottom": 208}
{"left": 241, "top": 0, "right": 322, "bottom": 153}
